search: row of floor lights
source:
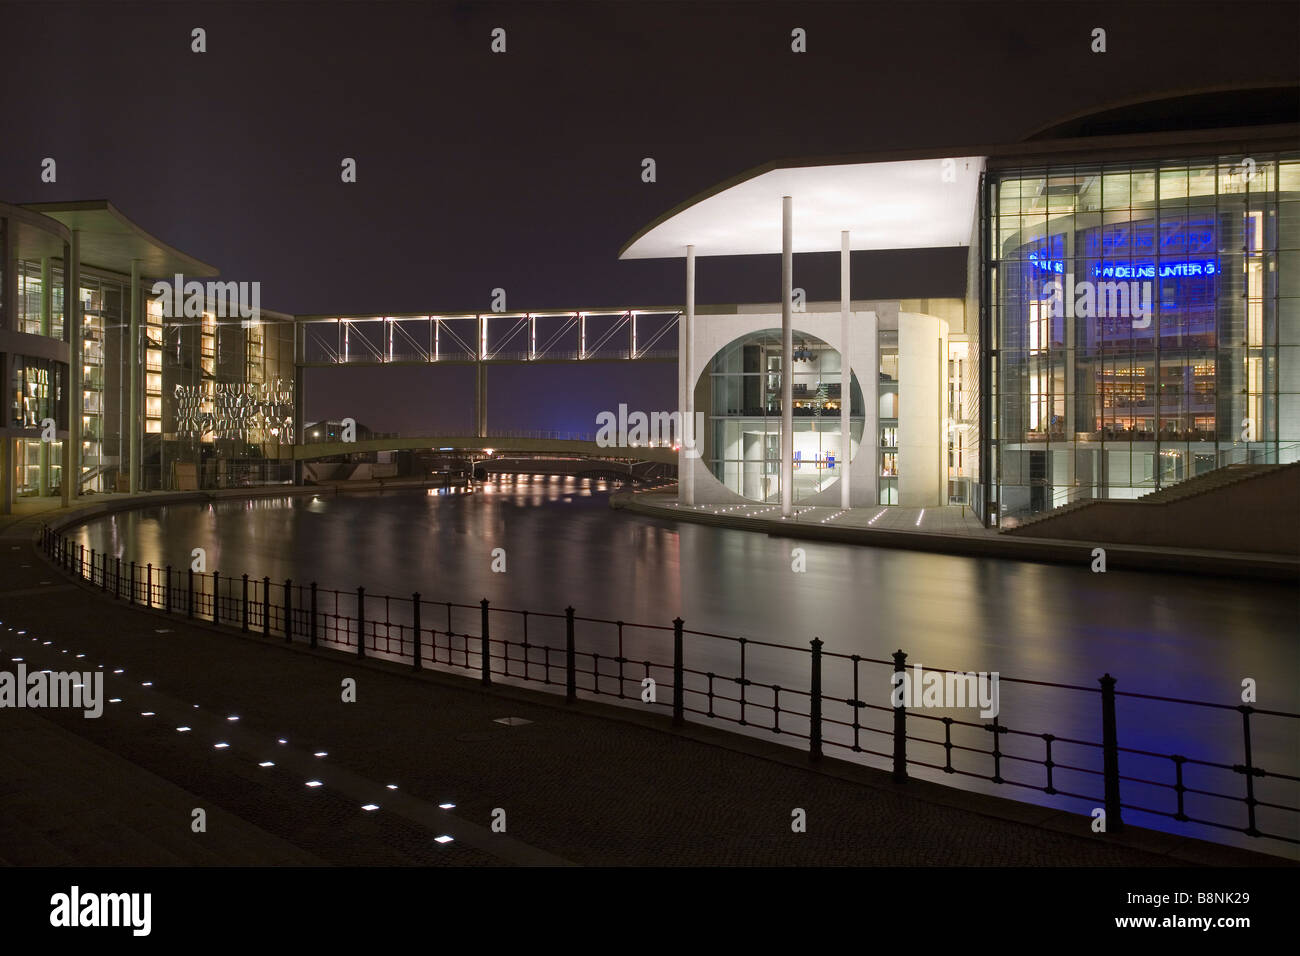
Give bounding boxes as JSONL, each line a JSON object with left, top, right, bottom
{"left": 868, "top": 508, "right": 887, "bottom": 525}
{"left": 2, "top": 623, "right": 458, "bottom": 848}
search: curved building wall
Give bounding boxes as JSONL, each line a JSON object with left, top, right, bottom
{"left": 988, "top": 153, "right": 1300, "bottom": 522}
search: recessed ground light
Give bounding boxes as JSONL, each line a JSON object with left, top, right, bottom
{"left": 386, "top": 784, "right": 398, "bottom": 790}
{"left": 75, "top": 653, "right": 84, "bottom": 659}
{"left": 73, "top": 683, "right": 84, "bottom": 689}
{"left": 10, "top": 657, "right": 22, "bottom": 662}
{"left": 140, "top": 711, "right": 155, "bottom": 717}
{"left": 438, "top": 803, "right": 455, "bottom": 809}
{"left": 43, "top": 642, "right": 52, "bottom": 646}
{"left": 361, "top": 804, "right": 379, "bottom": 812}
{"left": 305, "top": 780, "right": 322, "bottom": 788}
{"left": 214, "top": 742, "right": 229, "bottom": 749}
{"left": 113, "top": 668, "right": 123, "bottom": 673}
{"left": 141, "top": 681, "right": 152, "bottom": 687}
{"left": 278, "top": 738, "right": 287, "bottom": 745}
{"left": 155, "top": 629, "right": 172, "bottom": 634}
{"left": 176, "top": 726, "right": 191, "bottom": 733}
{"left": 314, "top": 751, "right": 327, "bottom": 757}
{"left": 493, "top": 717, "right": 533, "bottom": 726}
{"left": 109, "top": 698, "right": 122, "bottom": 704}
{"left": 227, "top": 716, "right": 239, "bottom": 722}
{"left": 258, "top": 761, "right": 274, "bottom": 768}
{"left": 434, "top": 835, "right": 454, "bottom": 844}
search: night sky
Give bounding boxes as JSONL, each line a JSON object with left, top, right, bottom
{"left": 3, "top": 1, "right": 1296, "bottom": 432}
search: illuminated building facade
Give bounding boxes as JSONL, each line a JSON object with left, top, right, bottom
{"left": 625, "top": 86, "right": 1299, "bottom": 525}
{"left": 0, "top": 200, "right": 294, "bottom": 510}
{"left": 988, "top": 153, "right": 1300, "bottom": 520}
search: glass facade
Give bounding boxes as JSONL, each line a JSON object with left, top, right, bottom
{"left": 2, "top": 203, "right": 297, "bottom": 504}
{"left": 987, "top": 153, "right": 1300, "bottom": 522}
{"left": 159, "top": 310, "right": 295, "bottom": 489}
{"left": 700, "top": 328, "right": 864, "bottom": 503}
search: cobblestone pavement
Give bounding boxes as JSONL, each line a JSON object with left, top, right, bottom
{"left": 0, "top": 520, "right": 1282, "bottom": 867}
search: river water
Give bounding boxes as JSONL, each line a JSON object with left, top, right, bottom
{"left": 66, "top": 476, "right": 1299, "bottom": 857}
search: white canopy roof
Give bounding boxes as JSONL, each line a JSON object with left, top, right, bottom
{"left": 620, "top": 156, "right": 985, "bottom": 259}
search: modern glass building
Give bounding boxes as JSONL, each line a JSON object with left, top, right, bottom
{"left": 987, "top": 153, "right": 1299, "bottom": 521}
{"left": 623, "top": 85, "right": 1299, "bottom": 526}
{"left": 0, "top": 200, "right": 295, "bottom": 512}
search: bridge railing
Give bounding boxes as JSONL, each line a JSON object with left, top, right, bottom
{"left": 40, "top": 524, "right": 1300, "bottom": 855}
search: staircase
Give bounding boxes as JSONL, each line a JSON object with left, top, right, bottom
{"left": 1137, "top": 463, "right": 1277, "bottom": 503}
{"left": 1000, "top": 460, "right": 1300, "bottom": 554}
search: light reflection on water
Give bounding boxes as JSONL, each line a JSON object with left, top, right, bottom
{"left": 68, "top": 477, "right": 1300, "bottom": 857}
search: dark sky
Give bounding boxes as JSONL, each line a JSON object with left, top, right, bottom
{"left": 3, "top": 0, "right": 1297, "bottom": 431}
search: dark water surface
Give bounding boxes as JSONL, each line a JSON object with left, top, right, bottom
{"left": 67, "top": 477, "right": 1300, "bottom": 857}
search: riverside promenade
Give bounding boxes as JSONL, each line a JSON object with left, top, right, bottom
{"left": 0, "top": 488, "right": 1287, "bottom": 866}
{"left": 614, "top": 489, "right": 1300, "bottom": 580}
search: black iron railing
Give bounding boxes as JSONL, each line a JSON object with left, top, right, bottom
{"left": 40, "top": 524, "right": 1300, "bottom": 851}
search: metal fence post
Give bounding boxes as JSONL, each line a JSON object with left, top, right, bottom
{"left": 1239, "top": 705, "right": 1260, "bottom": 836}
{"left": 212, "top": 571, "right": 220, "bottom": 625}
{"left": 164, "top": 565, "right": 172, "bottom": 613}
{"left": 809, "top": 637, "right": 823, "bottom": 761}
{"left": 146, "top": 564, "right": 153, "bottom": 608}
{"left": 115, "top": 556, "right": 121, "bottom": 599}
{"left": 672, "top": 617, "right": 684, "bottom": 726}
{"left": 260, "top": 577, "right": 269, "bottom": 636}
{"left": 1099, "top": 673, "right": 1124, "bottom": 832}
{"left": 241, "top": 574, "right": 249, "bottom": 632}
{"left": 565, "top": 606, "right": 577, "bottom": 703}
{"left": 187, "top": 567, "right": 194, "bottom": 618}
{"left": 129, "top": 560, "right": 137, "bottom": 605}
{"left": 310, "top": 582, "right": 318, "bottom": 648}
{"left": 356, "top": 586, "right": 366, "bottom": 658}
{"left": 893, "top": 649, "right": 908, "bottom": 783}
{"left": 284, "top": 578, "right": 293, "bottom": 642}
{"left": 101, "top": 553, "right": 108, "bottom": 593}
{"left": 480, "top": 598, "right": 492, "bottom": 685}
{"left": 90, "top": 548, "right": 96, "bottom": 585}
{"left": 412, "top": 593, "right": 422, "bottom": 671}
{"left": 79, "top": 544, "right": 85, "bottom": 579}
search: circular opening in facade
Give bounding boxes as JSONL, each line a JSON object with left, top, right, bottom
{"left": 695, "top": 328, "right": 864, "bottom": 504}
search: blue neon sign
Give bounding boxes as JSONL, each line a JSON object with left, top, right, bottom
{"left": 1026, "top": 252, "right": 1219, "bottom": 279}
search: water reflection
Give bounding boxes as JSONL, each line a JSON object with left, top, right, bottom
{"left": 68, "top": 477, "right": 1299, "bottom": 856}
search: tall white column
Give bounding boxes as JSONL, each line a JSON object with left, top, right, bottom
{"left": 840, "top": 230, "right": 851, "bottom": 509}
{"left": 682, "top": 244, "right": 695, "bottom": 505}
{"left": 781, "top": 197, "right": 794, "bottom": 517}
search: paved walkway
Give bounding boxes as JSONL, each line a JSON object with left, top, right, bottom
{"left": 659, "top": 497, "right": 993, "bottom": 535}
{"left": 617, "top": 489, "right": 1298, "bottom": 579}
{"left": 0, "top": 495, "right": 1288, "bottom": 866}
